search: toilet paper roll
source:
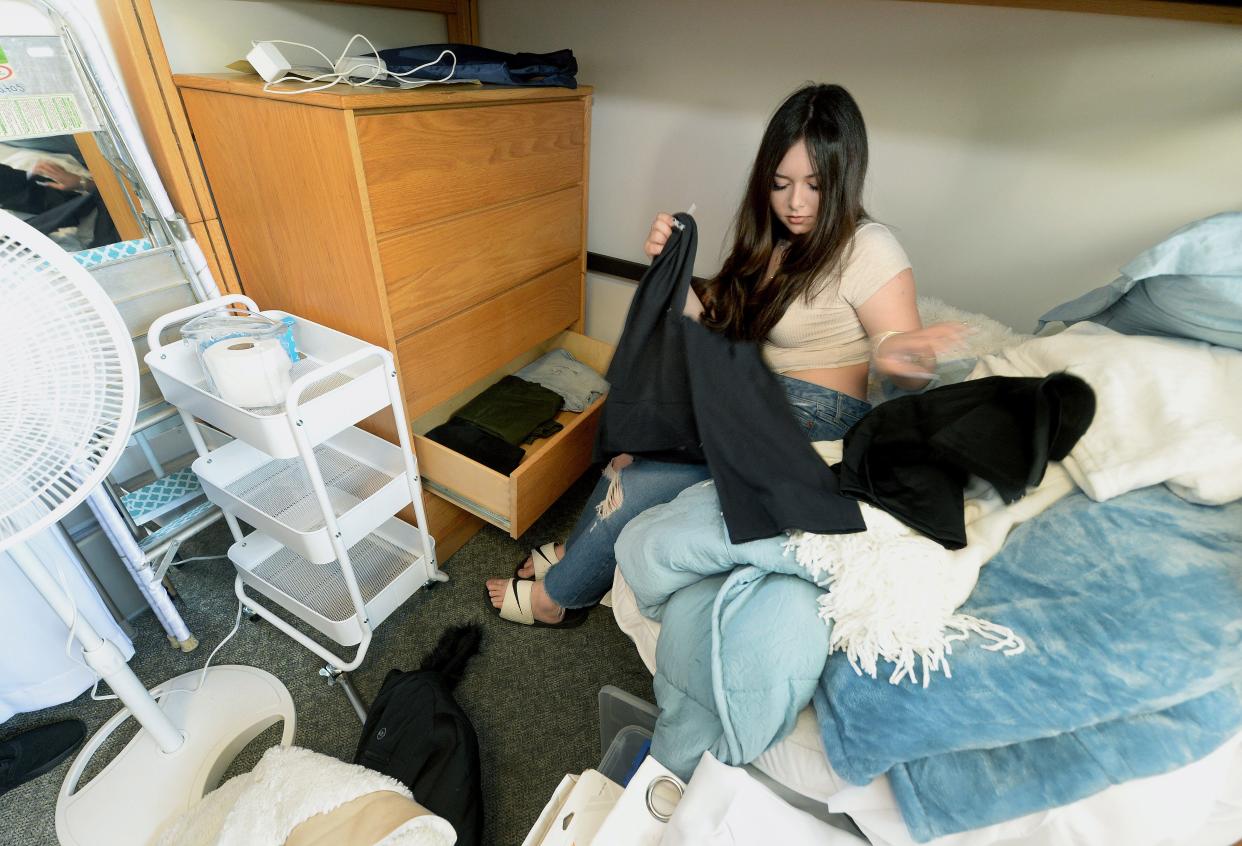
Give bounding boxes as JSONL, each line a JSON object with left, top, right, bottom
{"left": 203, "top": 337, "right": 293, "bottom": 409}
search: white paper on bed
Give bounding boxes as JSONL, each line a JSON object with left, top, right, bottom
{"left": 786, "top": 442, "right": 1074, "bottom": 686}
{"left": 662, "top": 752, "right": 864, "bottom": 845}
{"left": 973, "top": 322, "right": 1242, "bottom": 505}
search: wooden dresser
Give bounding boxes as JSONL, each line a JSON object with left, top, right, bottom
{"left": 174, "top": 73, "right": 605, "bottom": 560}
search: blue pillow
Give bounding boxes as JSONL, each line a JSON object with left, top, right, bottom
{"left": 1037, "top": 212, "right": 1242, "bottom": 349}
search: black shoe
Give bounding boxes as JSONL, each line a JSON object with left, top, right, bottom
{"left": 0, "top": 719, "right": 87, "bottom": 796}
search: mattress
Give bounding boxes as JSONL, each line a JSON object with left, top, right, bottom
{"left": 611, "top": 569, "right": 1242, "bottom": 846}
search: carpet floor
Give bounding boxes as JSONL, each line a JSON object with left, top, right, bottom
{"left": 0, "top": 470, "right": 656, "bottom": 846}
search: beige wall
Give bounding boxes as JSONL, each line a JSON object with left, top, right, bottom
{"left": 481, "top": 0, "right": 1242, "bottom": 338}
{"left": 150, "top": 0, "right": 445, "bottom": 74}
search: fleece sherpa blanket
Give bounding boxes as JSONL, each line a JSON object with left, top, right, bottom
{"left": 156, "top": 746, "right": 456, "bottom": 846}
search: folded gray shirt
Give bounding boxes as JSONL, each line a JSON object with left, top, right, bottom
{"left": 515, "top": 348, "right": 609, "bottom": 412}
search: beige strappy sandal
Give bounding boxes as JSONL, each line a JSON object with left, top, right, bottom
{"left": 512, "top": 541, "right": 561, "bottom": 581}
{"left": 493, "top": 578, "right": 588, "bottom": 628}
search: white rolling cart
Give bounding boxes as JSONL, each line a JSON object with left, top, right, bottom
{"left": 146, "top": 294, "right": 446, "bottom": 719}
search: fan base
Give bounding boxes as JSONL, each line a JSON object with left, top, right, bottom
{"left": 55, "top": 665, "right": 296, "bottom": 845}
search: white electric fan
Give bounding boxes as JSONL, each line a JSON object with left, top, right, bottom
{"left": 0, "top": 211, "right": 296, "bottom": 846}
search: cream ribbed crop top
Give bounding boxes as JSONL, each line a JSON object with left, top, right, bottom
{"left": 762, "top": 222, "right": 911, "bottom": 373}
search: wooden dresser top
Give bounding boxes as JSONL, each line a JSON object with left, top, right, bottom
{"left": 174, "top": 73, "right": 592, "bottom": 111}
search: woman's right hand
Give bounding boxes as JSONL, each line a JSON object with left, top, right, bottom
{"left": 644, "top": 212, "right": 677, "bottom": 257}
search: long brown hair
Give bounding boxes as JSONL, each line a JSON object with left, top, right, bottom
{"left": 698, "top": 84, "right": 870, "bottom": 341}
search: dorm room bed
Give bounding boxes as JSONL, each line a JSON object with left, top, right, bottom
{"left": 604, "top": 268, "right": 1242, "bottom": 845}
{"left": 611, "top": 576, "right": 1242, "bottom": 846}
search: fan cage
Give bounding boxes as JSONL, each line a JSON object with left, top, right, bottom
{"left": 0, "top": 213, "right": 139, "bottom": 551}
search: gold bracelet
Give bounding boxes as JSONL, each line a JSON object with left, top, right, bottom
{"left": 871, "top": 330, "right": 904, "bottom": 356}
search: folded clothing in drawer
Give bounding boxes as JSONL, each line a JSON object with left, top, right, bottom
{"left": 453, "top": 375, "right": 564, "bottom": 445}
{"left": 516, "top": 348, "right": 610, "bottom": 412}
{"left": 425, "top": 418, "right": 525, "bottom": 475}
{"left": 423, "top": 375, "right": 565, "bottom": 476}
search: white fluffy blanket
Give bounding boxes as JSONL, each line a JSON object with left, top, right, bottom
{"left": 974, "top": 322, "right": 1242, "bottom": 504}
{"left": 156, "top": 746, "right": 456, "bottom": 846}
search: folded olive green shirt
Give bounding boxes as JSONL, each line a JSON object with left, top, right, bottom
{"left": 451, "top": 375, "right": 563, "bottom": 445}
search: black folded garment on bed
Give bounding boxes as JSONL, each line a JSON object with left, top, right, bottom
{"left": 837, "top": 372, "right": 1097, "bottom": 549}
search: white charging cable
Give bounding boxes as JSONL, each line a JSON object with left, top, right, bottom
{"left": 260, "top": 33, "right": 456, "bottom": 95}
{"left": 83, "top": 594, "right": 245, "bottom": 704}
{"left": 49, "top": 541, "right": 234, "bottom": 702}
{"left": 155, "top": 598, "right": 244, "bottom": 702}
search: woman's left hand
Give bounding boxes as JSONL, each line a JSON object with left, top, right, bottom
{"left": 872, "top": 322, "right": 970, "bottom": 380}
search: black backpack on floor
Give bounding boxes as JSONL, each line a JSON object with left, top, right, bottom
{"left": 354, "top": 624, "right": 484, "bottom": 846}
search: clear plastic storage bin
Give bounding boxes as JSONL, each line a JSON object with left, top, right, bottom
{"left": 599, "top": 725, "right": 653, "bottom": 787}
{"left": 180, "top": 306, "right": 295, "bottom": 408}
{"left": 599, "top": 685, "right": 659, "bottom": 755}
{"left": 598, "top": 686, "right": 660, "bottom": 786}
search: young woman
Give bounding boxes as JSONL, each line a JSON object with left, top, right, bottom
{"left": 487, "top": 83, "right": 963, "bottom": 625}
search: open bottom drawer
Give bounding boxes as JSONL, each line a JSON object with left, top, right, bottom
{"left": 410, "top": 330, "right": 612, "bottom": 538}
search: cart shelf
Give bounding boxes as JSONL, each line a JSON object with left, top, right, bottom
{"left": 146, "top": 310, "right": 389, "bottom": 459}
{"left": 195, "top": 426, "right": 411, "bottom": 565}
{"left": 230, "top": 517, "right": 435, "bottom": 648}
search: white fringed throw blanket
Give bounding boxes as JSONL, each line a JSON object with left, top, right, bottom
{"left": 786, "top": 441, "right": 1073, "bottom": 686}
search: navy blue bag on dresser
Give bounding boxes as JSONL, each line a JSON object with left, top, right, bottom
{"left": 378, "top": 44, "right": 578, "bottom": 88}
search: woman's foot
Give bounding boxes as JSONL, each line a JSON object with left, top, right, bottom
{"left": 515, "top": 542, "right": 566, "bottom": 579}
{"left": 486, "top": 577, "right": 566, "bottom": 624}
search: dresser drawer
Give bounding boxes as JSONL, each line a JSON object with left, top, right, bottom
{"left": 358, "top": 100, "right": 585, "bottom": 234}
{"left": 396, "top": 261, "right": 580, "bottom": 419}
{"left": 381, "top": 186, "right": 583, "bottom": 338}
{"left": 411, "top": 331, "right": 612, "bottom": 538}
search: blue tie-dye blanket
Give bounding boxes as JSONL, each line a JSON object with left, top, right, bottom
{"left": 617, "top": 482, "right": 1242, "bottom": 842}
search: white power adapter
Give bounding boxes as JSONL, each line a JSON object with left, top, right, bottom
{"left": 250, "top": 34, "right": 451, "bottom": 96}
{"left": 248, "top": 42, "right": 292, "bottom": 82}
{"left": 334, "top": 54, "right": 387, "bottom": 80}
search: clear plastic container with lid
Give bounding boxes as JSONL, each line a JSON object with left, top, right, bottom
{"left": 180, "top": 307, "right": 297, "bottom": 408}
{"left": 598, "top": 686, "right": 660, "bottom": 785}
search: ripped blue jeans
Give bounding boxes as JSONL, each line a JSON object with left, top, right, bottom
{"left": 542, "top": 374, "right": 871, "bottom": 609}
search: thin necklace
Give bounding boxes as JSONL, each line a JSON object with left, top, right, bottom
{"left": 768, "top": 242, "right": 787, "bottom": 281}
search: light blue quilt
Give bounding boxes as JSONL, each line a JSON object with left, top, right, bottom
{"left": 616, "top": 481, "right": 1242, "bottom": 841}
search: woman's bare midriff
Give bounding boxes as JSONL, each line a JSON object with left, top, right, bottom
{"left": 783, "top": 361, "right": 870, "bottom": 401}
